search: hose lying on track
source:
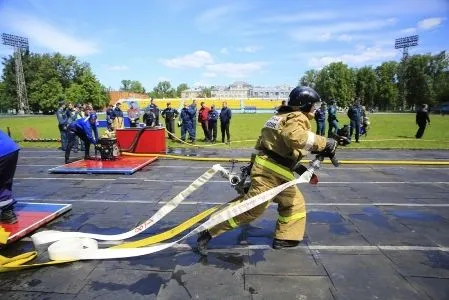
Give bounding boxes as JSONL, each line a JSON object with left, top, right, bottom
{"left": 0, "top": 162, "right": 317, "bottom": 272}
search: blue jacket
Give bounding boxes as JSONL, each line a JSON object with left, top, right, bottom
{"left": 315, "top": 108, "right": 326, "bottom": 122}
{"left": 68, "top": 118, "right": 98, "bottom": 144}
{"left": 208, "top": 109, "right": 219, "bottom": 122}
{"left": 219, "top": 107, "right": 232, "bottom": 123}
{"left": 106, "top": 108, "right": 115, "bottom": 122}
{"left": 113, "top": 107, "right": 124, "bottom": 118}
{"left": 347, "top": 105, "right": 361, "bottom": 121}
{"left": 180, "top": 107, "right": 195, "bottom": 123}
{"left": 327, "top": 105, "right": 338, "bottom": 121}
{"left": 0, "top": 130, "right": 19, "bottom": 158}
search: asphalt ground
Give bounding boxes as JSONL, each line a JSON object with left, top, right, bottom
{"left": 1, "top": 148, "right": 449, "bottom": 299}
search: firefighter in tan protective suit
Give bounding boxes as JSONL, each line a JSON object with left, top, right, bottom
{"left": 196, "top": 86, "right": 338, "bottom": 255}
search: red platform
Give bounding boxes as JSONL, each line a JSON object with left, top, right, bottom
{"left": 48, "top": 156, "right": 158, "bottom": 174}
{"left": 0, "top": 202, "right": 71, "bottom": 245}
{"left": 116, "top": 127, "right": 166, "bottom": 153}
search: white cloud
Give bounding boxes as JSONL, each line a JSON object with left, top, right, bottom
{"left": 260, "top": 11, "right": 338, "bottom": 23}
{"left": 417, "top": 17, "right": 444, "bottom": 30}
{"left": 220, "top": 48, "right": 230, "bottom": 55}
{"left": 236, "top": 46, "right": 262, "bottom": 53}
{"left": 106, "top": 65, "right": 128, "bottom": 71}
{"left": 161, "top": 50, "right": 214, "bottom": 68}
{"left": 0, "top": 9, "right": 99, "bottom": 56}
{"left": 203, "top": 72, "right": 217, "bottom": 78}
{"left": 308, "top": 47, "right": 398, "bottom": 68}
{"left": 205, "top": 62, "right": 265, "bottom": 78}
{"left": 291, "top": 18, "right": 398, "bottom": 42}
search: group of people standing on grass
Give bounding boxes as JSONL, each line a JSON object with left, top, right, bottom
{"left": 159, "top": 100, "right": 232, "bottom": 144}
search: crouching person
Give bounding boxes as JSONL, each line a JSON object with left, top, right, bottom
{"left": 0, "top": 130, "right": 20, "bottom": 223}
{"left": 65, "top": 113, "right": 99, "bottom": 164}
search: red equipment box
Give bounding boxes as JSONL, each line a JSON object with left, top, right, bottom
{"left": 116, "top": 127, "right": 166, "bottom": 154}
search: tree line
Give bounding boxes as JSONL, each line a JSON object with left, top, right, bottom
{"left": 1, "top": 50, "right": 448, "bottom": 114}
{"left": 0, "top": 51, "right": 109, "bottom": 114}
{"left": 300, "top": 51, "right": 449, "bottom": 110}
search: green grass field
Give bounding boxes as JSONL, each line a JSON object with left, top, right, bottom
{"left": 1, "top": 113, "right": 448, "bottom": 149}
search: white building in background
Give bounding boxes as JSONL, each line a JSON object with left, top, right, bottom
{"left": 181, "top": 81, "right": 294, "bottom": 99}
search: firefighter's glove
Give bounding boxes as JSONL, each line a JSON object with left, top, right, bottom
{"left": 312, "top": 138, "right": 337, "bottom": 158}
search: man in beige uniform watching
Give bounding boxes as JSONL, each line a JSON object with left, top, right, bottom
{"left": 197, "top": 86, "right": 338, "bottom": 255}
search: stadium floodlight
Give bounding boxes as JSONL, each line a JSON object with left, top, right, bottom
{"left": 1, "top": 33, "right": 29, "bottom": 50}
{"left": 394, "top": 35, "right": 419, "bottom": 111}
{"left": 2, "top": 33, "right": 30, "bottom": 114}
{"left": 394, "top": 35, "right": 419, "bottom": 59}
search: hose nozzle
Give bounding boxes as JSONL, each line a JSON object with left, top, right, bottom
{"left": 229, "top": 174, "right": 241, "bottom": 186}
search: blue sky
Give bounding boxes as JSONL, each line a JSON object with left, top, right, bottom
{"left": 0, "top": 0, "right": 448, "bottom": 90}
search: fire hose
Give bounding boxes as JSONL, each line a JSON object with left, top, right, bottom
{"left": 0, "top": 155, "right": 327, "bottom": 272}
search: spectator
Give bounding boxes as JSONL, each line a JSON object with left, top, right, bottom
{"left": 179, "top": 103, "right": 196, "bottom": 143}
{"left": 327, "top": 99, "right": 339, "bottom": 138}
{"left": 106, "top": 104, "right": 115, "bottom": 131}
{"left": 113, "top": 102, "right": 124, "bottom": 129}
{"left": 190, "top": 100, "right": 197, "bottom": 137}
{"left": 127, "top": 101, "right": 141, "bottom": 128}
{"left": 219, "top": 101, "right": 232, "bottom": 144}
{"left": 56, "top": 100, "right": 68, "bottom": 151}
{"left": 347, "top": 101, "right": 361, "bottom": 143}
{"left": 415, "top": 104, "right": 431, "bottom": 139}
{"left": 198, "top": 102, "right": 211, "bottom": 142}
{"left": 149, "top": 98, "right": 160, "bottom": 126}
{"left": 208, "top": 104, "right": 219, "bottom": 143}
{"left": 161, "top": 102, "right": 179, "bottom": 139}
{"left": 315, "top": 103, "right": 326, "bottom": 136}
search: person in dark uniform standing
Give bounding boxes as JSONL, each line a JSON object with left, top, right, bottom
{"left": 315, "top": 103, "right": 326, "bottom": 136}
{"left": 327, "top": 99, "right": 339, "bottom": 138}
{"left": 0, "top": 130, "right": 20, "bottom": 223}
{"left": 179, "top": 103, "right": 196, "bottom": 143}
{"left": 106, "top": 104, "right": 115, "bottom": 131}
{"left": 415, "top": 104, "right": 431, "bottom": 139}
{"left": 219, "top": 101, "right": 232, "bottom": 144}
{"left": 56, "top": 100, "right": 68, "bottom": 151}
{"left": 161, "top": 102, "right": 179, "bottom": 139}
{"left": 347, "top": 101, "right": 361, "bottom": 143}
{"left": 65, "top": 113, "right": 99, "bottom": 164}
{"left": 149, "top": 98, "right": 160, "bottom": 126}
{"left": 208, "top": 104, "right": 219, "bottom": 143}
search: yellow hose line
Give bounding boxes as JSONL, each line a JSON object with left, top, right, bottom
{"left": 122, "top": 152, "right": 449, "bottom": 165}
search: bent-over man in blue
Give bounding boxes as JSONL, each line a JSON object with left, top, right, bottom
{"left": 0, "top": 130, "right": 20, "bottom": 223}
{"left": 65, "top": 113, "right": 98, "bottom": 164}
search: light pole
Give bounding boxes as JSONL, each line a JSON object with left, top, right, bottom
{"left": 1, "top": 33, "right": 30, "bottom": 114}
{"left": 395, "top": 35, "right": 419, "bottom": 111}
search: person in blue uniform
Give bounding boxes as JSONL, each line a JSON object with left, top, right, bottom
{"left": 315, "top": 103, "right": 326, "bottom": 136}
{"left": 65, "top": 113, "right": 98, "bottom": 164}
{"left": 106, "top": 104, "right": 115, "bottom": 131}
{"left": 179, "top": 103, "right": 196, "bottom": 143}
{"left": 347, "top": 101, "right": 361, "bottom": 142}
{"left": 149, "top": 98, "right": 160, "bottom": 126}
{"left": 219, "top": 101, "right": 232, "bottom": 144}
{"left": 208, "top": 104, "right": 219, "bottom": 143}
{"left": 327, "top": 99, "right": 339, "bottom": 138}
{"left": 0, "top": 130, "right": 20, "bottom": 223}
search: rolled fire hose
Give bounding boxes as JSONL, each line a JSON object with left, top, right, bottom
{"left": 0, "top": 160, "right": 319, "bottom": 271}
